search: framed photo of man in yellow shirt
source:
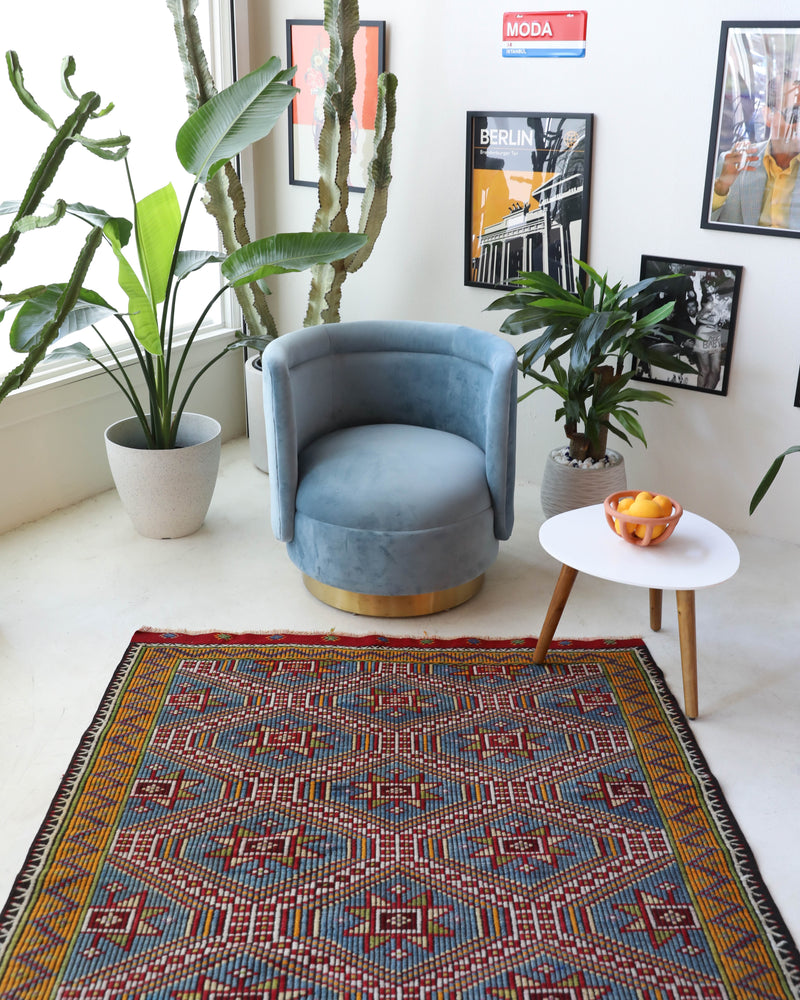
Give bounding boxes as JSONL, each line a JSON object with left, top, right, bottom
{"left": 702, "top": 22, "right": 800, "bottom": 238}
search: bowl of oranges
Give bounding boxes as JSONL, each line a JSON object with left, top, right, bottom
{"left": 604, "top": 491, "right": 683, "bottom": 547}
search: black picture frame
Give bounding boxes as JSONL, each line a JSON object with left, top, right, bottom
{"left": 633, "top": 255, "right": 743, "bottom": 397}
{"left": 464, "top": 111, "right": 593, "bottom": 291}
{"left": 701, "top": 21, "right": 800, "bottom": 238}
{"left": 286, "top": 19, "right": 385, "bottom": 191}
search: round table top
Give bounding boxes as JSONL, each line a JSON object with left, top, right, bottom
{"left": 538, "top": 504, "right": 740, "bottom": 590}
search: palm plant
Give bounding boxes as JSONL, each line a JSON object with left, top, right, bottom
{"left": 486, "top": 260, "right": 697, "bottom": 461}
{"left": 6, "top": 58, "right": 366, "bottom": 448}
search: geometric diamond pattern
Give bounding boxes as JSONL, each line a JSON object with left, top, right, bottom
{"left": 0, "top": 631, "right": 797, "bottom": 999}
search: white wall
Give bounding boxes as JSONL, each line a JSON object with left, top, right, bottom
{"left": 244, "top": 0, "right": 800, "bottom": 544}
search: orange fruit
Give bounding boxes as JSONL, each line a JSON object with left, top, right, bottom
{"left": 613, "top": 495, "right": 636, "bottom": 535}
{"left": 628, "top": 496, "right": 664, "bottom": 539}
{"left": 628, "top": 497, "right": 661, "bottom": 519}
{"left": 635, "top": 491, "right": 654, "bottom": 502}
{"left": 652, "top": 494, "right": 673, "bottom": 517}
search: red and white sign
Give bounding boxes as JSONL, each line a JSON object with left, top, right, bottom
{"left": 502, "top": 11, "right": 588, "bottom": 58}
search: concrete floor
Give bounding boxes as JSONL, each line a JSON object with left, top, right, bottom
{"left": 1, "top": 437, "right": 798, "bottom": 947}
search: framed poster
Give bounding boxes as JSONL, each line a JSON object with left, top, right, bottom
{"left": 465, "top": 111, "right": 592, "bottom": 292}
{"left": 286, "top": 19, "right": 385, "bottom": 191}
{"left": 633, "top": 255, "right": 743, "bottom": 397}
{"left": 701, "top": 21, "right": 800, "bottom": 237}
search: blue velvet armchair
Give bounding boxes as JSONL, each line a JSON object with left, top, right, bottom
{"left": 262, "top": 320, "right": 517, "bottom": 616}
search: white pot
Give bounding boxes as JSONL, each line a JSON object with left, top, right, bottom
{"left": 245, "top": 354, "right": 269, "bottom": 473}
{"left": 104, "top": 413, "right": 221, "bottom": 538}
{"left": 540, "top": 446, "right": 627, "bottom": 519}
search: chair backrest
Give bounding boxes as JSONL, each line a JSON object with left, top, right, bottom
{"left": 263, "top": 320, "right": 517, "bottom": 541}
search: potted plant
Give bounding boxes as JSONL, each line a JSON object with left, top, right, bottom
{"left": 6, "top": 57, "right": 366, "bottom": 538}
{"left": 486, "top": 260, "right": 696, "bottom": 517}
{"left": 1, "top": 52, "right": 129, "bottom": 402}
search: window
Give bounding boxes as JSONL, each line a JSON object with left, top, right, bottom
{"left": 0, "top": 0, "right": 234, "bottom": 387}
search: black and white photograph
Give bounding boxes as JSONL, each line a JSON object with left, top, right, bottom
{"left": 634, "top": 256, "right": 743, "bottom": 397}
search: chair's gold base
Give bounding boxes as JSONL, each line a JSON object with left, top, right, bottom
{"left": 302, "top": 574, "right": 485, "bottom": 617}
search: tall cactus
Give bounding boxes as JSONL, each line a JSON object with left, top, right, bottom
{"left": 167, "top": 0, "right": 278, "bottom": 341}
{"left": 0, "top": 52, "right": 129, "bottom": 403}
{"left": 304, "top": 0, "right": 397, "bottom": 327}
{"left": 167, "top": 0, "right": 396, "bottom": 336}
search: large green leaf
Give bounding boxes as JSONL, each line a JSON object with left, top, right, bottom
{"left": 176, "top": 58, "right": 298, "bottom": 183}
{"left": 104, "top": 221, "right": 161, "bottom": 355}
{"left": 9, "top": 284, "right": 116, "bottom": 352}
{"left": 174, "top": 249, "right": 225, "bottom": 281}
{"left": 133, "top": 183, "right": 181, "bottom": 306}
{"left": 65, "top": 202, "right": 133, "bottom": 246}
{"left": 222, "top": 232, "right": 367, "bottom": 287}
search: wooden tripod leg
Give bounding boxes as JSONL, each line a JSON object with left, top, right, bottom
{"left": 676, "top": 589, "right": 699, "bottom": 720}
{"left": 533, "top": 564, "right": 579, "bottom": 664}
{"left": 649, "top": 588, "right": 663, "bottom": 631}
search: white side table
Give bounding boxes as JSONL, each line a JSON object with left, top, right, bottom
{"left": 534, "top": 504, "right": 740, "bottom": 719}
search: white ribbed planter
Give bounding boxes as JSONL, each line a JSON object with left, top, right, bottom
{"left": 245, "top": 355, "right": 269, "bottom": 473}
{"left": 540, "top": 446, "right": 627, "bottom": 519}
{"left": 104, "top": 413, "right": 221, "bottom": 538}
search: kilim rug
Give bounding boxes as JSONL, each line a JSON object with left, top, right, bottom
{"left": 0, "top": 632, "right": 798, "bottom": 999}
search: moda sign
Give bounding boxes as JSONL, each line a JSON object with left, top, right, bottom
{"left": 502, "top": 10, "right": 588, "bottom": 58}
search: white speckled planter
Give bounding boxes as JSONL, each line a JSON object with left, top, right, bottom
{"left": 104, "top": 413, "right": 221, "bottom": 538}
{"left": 540, "top": 446, "right": 627, "bottom": 519}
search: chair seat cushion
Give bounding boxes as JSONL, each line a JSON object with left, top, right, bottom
{"left": 296, "top": 424, "right": 491, "bottom": 531}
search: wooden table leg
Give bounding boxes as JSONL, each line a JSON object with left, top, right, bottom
{"left": 533, "top": 564, "right": 579, "bottom": 664}
{"left": 676, "top": 589, "right": 698, "bottom": 720}
{"left": 649, "top": 588, "right": 663, "bottom": 631}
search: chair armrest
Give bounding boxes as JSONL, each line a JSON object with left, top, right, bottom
{"left": 262, "top": 342, "right": 299, "bottom": 542}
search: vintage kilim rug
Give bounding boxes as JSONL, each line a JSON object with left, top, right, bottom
{"left": 0, "top": 632, "right": 798, "bottom": 999}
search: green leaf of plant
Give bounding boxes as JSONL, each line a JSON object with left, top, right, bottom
{"left": 133, "top": 183, "right": 181, "bottom": 306}
{"left": 48, "top": 341, "right": 95, "bottom": 361}
{"left": 750, "top": 445, "right": 800, "bottom": 513}
{"left": 510, "top": 269, "right": 574, "bottom": 299}
{"left": 176, "top": 58, "right": 298, "bottom": 183}
{"left": 222, "top": 232, "right": 367, "bottom": 287}
{"left": 634, "top": 300, "right": 675, "bottom": 330}
{"left": 610, "top": 408, "right": 646, "bottom": 444}
{"left": 174, "top": 249, "right": 226, "bottom": 281}
{"left": 65, "top": 202, "right": 133, "bottom": 246}
{"left": 9, "top": 284, "right": 117, "bottom": 352}
{"left": 104, "top": 222, "right": 161, "bottom": 354}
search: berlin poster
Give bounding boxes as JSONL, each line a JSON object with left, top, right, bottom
{"left": 465, "top": 112, "right": 593, "bottom": 292}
